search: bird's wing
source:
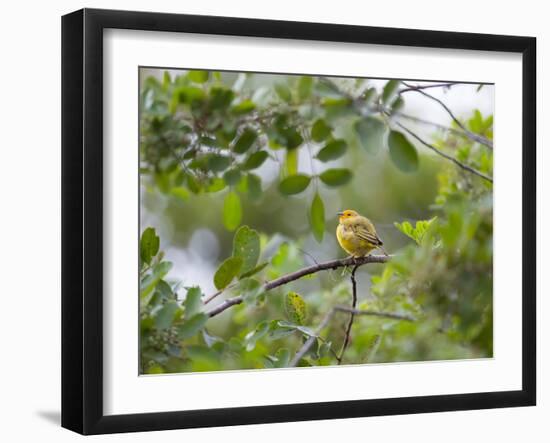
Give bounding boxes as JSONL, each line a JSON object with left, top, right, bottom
{"left": 351, "top": 221, "right": 383, "bottom": 246}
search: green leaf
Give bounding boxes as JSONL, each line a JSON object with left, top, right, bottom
{"left": 188, "top": 70, "right": 210, "bottom": 83}
{"left": 392, "top": 96, "right": 405, "bottom": 112}
{"left": 273, "top": 348, "right": 291, "bottom": 368}
{"left": 388, "top": 130, "right": 419, "bottom": 172}
{"left": 239, "top": 278, "right": 262, "bottom": 305}
{"left": 223, "top": 191, "right": 242, "bottom": 231}
{"left": 233, "top": 226, "right": 260, "bottom": 275}
{"left": 210, "top": 87, "right": 235, "bottom": 110}
{"left": 316, "top": 139, "right": 347, "bottom": 162}
{"left": 382, "top": 80, "right": 400, "bottom": 105}
{"left": 184, "top": 286, "right": 203, "bottom": 320}
{"left": 278, "top": 174, "right": 311, "bottom": 195}
{"left": 177, "top": 313, "right": 208, "bottom": 339}
{"left": 285, "top": 149, "right": 298, "bottom": 176}
{"left": 207, "top": 154, "right": 232, "bottom": 172}
{"left": 244, "top": 321, "right": 270, "bottom": 351}
{"left": 310, "top": 192, "right": 325, "bottom": 243}
{"left": 213, "top": 256, "right": 243, "bottom": 290}
{"left": 319, "top": 168, "right": 353, "bottom": 187}
{"left": 246, "top": 173, "right": 262, "bottom": 200}
{"left": 155, "top": 301, "right": 179, "bottom": 330}
{"left": 242, "top": 151, "right": 268, "bottom": 170}
{"left": 170, "top": 186, "right": 190, "bottom": 201}
{"left": 297, "top": 76, "right": 313, "bottom": 99}
{"left": 140, "top": 227, "right": 160, "bottom": 265}
{"left": 311, "top": 119, "right": 332, "bottom": 142}
{"left": 354, "top": 117, "right": 386, "bottom": 154}
{"left": 285, "top": 291, "right": 307, "bottom": 325}
{"left": 239, "top": 261, "right": 269, "bottom": 279}
{"left": 232, "top": 99, "right": 256, "bottom": 115}
{"left": 223, "top": 168, "right": 242, "bottom": 186}
{"left": 233, "top": 129, "right": 258, "bottom": 154}
{"left": 206, "top": 177, "right": 226, "bottom": 193}
{"left": 275, "top": 83, "right": 292, "bottom": 102}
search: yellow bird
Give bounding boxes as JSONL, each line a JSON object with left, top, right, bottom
{"left": 336, "top": 209, "right": 387, "bottom": 257}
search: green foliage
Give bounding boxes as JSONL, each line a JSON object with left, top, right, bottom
{"left": 213, "top": 257, "right": 243, "bottom": 290}
{"left": 285, "top": 292, "right": 307, "bottom": 325}
{"left": 354, "top": 117, "right": 385, "bottom": 154}
{"left": 140, "top": 227, "right": 159, "bottom": 265}
{"left": 310, "top": 192, "right": 325, "bottom": 242}
{"left": 139, "top": 71, "right": 493, "bottom": 374}
{"left": 319, "top": 168, "right": 352, "bottom": 187}
{"left": 394, "top": 217, "right": 438, "bottom": 245}
{"left": 223, "top": 191, "right": 242, "bottom": 231}
{"left": 233, "top": 226, "right": 261, "bottom": 275}
{"left": 388, "top": 130, "right": 419, "bottom": 172}
{"left": 278, "top": 174, "right": 312, "bottom": 195}
{"left": 316, "top": 139, "right": 347, "bottom": 162}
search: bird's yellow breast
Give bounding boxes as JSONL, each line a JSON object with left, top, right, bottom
{"left": 336, "top": 223, "right": 376, "bottom": 257}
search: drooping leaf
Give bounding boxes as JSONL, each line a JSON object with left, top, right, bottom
{"left": 310, "top": 192, "right": 325, "bottom": 243}
{"left": 311, "top": 119, "right": 332, "bottom": 142}
{"left": 284, "top": 291, "right": 307, "bottom": 325}
{"left": 184, "top": 286, "right": 203, "bottom": 320}
{"left": 140, "top": 227, "right": 160, "bottom": 265}
{"left": 223, "top": 191, "right": 242, "bottom": 231}
{"left": 278, "top": 174, "right": 311, "bottom": 195}
{"left": 354, "top": 117, "right": 386, "bottom": 154}
{"left": 319, "top": 168, "right": 353, "bottom": 187}
{"left": 382, "top": 79, "right": 400, "bottom": 105}
{"left": 388, "top": 130, "right": 419, "bottom": 172}
{"left": 233, "top": 129, "right": 258, "bottom": 154}
{"left": 177, "top": 313, "right": 208, "bottom": 339}
{"left": 242, "top": 151, "right": 268, "bottom": 170}
{"left": 233, "top": 226, "right": 260, "bottom": 275}
{"left": 316, "top": 139, "right": 347, "bottom": 162}
{"left": 213, "top": 256, "right": 243, "bottom": 290}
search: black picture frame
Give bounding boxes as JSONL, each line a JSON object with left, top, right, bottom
{"left": 62, "top": 8, "right": 536, "bottom": 435}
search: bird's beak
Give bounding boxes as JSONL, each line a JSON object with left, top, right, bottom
{"left": 337, "top": 211, "right": 344, "bottom": 216}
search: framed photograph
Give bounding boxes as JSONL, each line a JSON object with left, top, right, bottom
{"left": 62, "top": 8, "right": 536, "bottom": 435}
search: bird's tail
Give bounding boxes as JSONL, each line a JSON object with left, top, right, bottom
{"left": 378, "top": 245, "right": 388, "bottom": 256}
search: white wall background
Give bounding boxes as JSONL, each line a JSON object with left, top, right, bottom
{"left": 0, "top": 1, "right": 545, "bottom": 441}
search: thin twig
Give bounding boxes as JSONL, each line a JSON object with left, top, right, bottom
{"left": 337, "top": 265, "right": 359, "bottom": 364}
{"left": 398, "top": 82, "right": 460, "bottom": 94}
{"left": 206, "top": 255, "right": 390, "bottom": 317}
{"left": 288, "top": 309, "right": 336, "bottom": 367}
{"left": 288, "top": 304, "right": 415, "bottom": 367}
{"left": 393, "top": 120, "right": 493, "bottom": 184}
{"left": 401, "top": 82, "right": 493, "bottom": 149}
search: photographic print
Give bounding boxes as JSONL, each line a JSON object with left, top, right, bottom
{"left": 139, "top": 68, "right": 494, "bottom": 375}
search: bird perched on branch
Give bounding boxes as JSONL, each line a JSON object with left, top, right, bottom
{"left": 336, "top": 209, "right": 387, "bottom": 257}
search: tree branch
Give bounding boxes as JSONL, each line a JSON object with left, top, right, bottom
{"left": 206, "top": 255, "right": 390, "bottom": 318}
{"left": 393, "top": 120, "right": 493, "bottom": 184}
{"left": 337, "top": 265, "right": 359, "bottom": 364}
{"left": 401, "top": 82, "right": 493, "bottom": 149}
{"left": 288, "top": 304, "right": 415, "bottom": 367}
